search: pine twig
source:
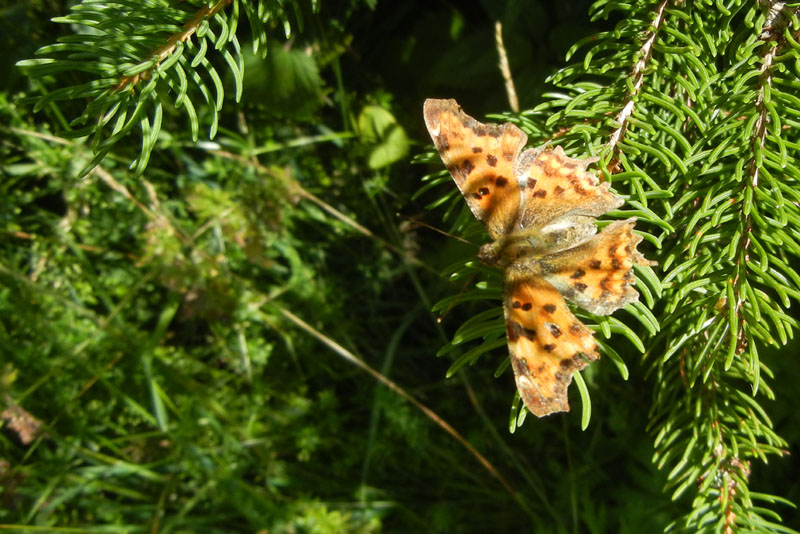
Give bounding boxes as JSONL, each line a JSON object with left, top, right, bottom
{"left": 115, "top": 0, "right": 234, "bottom": 91}
{"left": 606, "top": 0, "right": 668, "bottom": 154}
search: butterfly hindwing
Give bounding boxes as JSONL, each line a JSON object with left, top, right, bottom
{"left": 540, "top": 218, "right": 654, "bottom": 315}
{"left": 423, "top": 98, "right": 526, "bottom": 240}
{"left": 504, "top": 273, "right": 599, "bottom": 417}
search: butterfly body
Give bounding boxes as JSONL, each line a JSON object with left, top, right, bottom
{"left": 423, "top": 98, "right": 654, "bottom": 417}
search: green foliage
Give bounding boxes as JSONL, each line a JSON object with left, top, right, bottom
{"left": 427, "top": 0, "right": 800, "bottom": 532}
{"left": 2, "top": 1, "right": 403, "bottom": 531}
{"left": 16, "top": 0, "right": 318, "bottom": 177}
{"left": 357, "top": 105, "right": 409, "bottom": 169}
{"left": 2, "top": 1, "right": 799, "bottom": 533}
{"left": 242, "top": 43, "right": 324, "bottom": 118}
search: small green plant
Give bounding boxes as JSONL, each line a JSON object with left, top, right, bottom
{"left": 3, "top": 1, "right": 799, "bottom": 532}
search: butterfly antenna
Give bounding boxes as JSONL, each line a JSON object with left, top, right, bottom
{"left": 397, "top": 213, "right": 475, "bottom": 246}
{"left": 437, "top": 273, "right": 477, "bottom": 323}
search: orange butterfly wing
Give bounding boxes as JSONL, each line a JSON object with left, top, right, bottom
{"left": 518, "top": 145, "right": 624, "bottom": 232}
{"left": 423, "top": 99, "right": 526, "bottom": 239}
{"left": 504, "top": 274, "right": 599, "bottom": 416}
{"left": 541, "top": 218, "right": 655, "bottom": 315}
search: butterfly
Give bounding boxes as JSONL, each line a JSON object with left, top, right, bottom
{"left": 423, "top": 98, "right": 654, "bottom": 417}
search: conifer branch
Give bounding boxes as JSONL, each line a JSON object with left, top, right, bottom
{"left": 607, "top": 0, "right": 668, "bottom": 154}
{"left": 115, "top": 0, "right": 233, "bottom": 92}
{"left": 16, "top": 0, "right": 314, "bottom": 177}
{"left": 733, "top": 4, "right": 784, "bottom": 352}
{"left": 435, "top": 1, "right": 800, "bottom": 531}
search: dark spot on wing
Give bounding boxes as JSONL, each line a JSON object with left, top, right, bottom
{"left": 560, "top": 358, "right": 573, "bottom": 370}
{"left": 571, "top": 269, "right": 586, "bottom": 279}
{"left": 513, "top": 357, "right": 531, "bottom": 376}
{"left": 521, "top": 303, "right": 532, "bottom": 311}
{"left": 471, "top": 146, "right": 483, "bottom": 153}
{"left": 543, "top": 304, "right": 556, "bottom": 314}
{"left": 543, "top": 344, "right": 556, "bottom": 352}
{"left": 532, "top": 190, "right": 547, "bottom": 198}
{"left": 473, "top": 124, "right": 502, "bottom": 138}
{"left": 486, "top": 154, "right": 498, "bottom": 167}
{"left": 612, "top": 258, "right": 622, "bottom": 270}
{"left": 462, "top": 159, "right": 475, "bottom": 175}
{"left": 574, "top": 282, "right": 588, "bottom": 292}
{"left": 554, "top": 185, "right": 565, "bottom": 196}
{"left": 478, "top": 187, "right": 490, "bottom": 196}
{"left": 438, "top": 134, "right": 450, "bottom": 152}
{"left": 503, "top": 151, "right": 515, "bottom": 161}
{"left": 569, "top": 324, "right": 584, "bottom": 335}
{"left": 512, "top": 301, "right": 522, "bottom": 309}
{"left": 547, "top": 324, "right": 562, "bottom": 338}
{"left": 527, "top": 179, "right": 537, "bottom": 190}
{"left": 508, "top": 321, "right": 537, "bottom": 341}
{"left": 589, "top": 260, "right": 602, "bottom": 269}
{"left": 495, "top": 176, "right": 509, "bottom": 187}
{"left": 506, "top": 322, "right": 518, "bottom": 342}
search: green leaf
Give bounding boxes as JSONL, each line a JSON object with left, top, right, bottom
{"left": 358, "top": 105, "right": 410, "bottom": 169}
{"left": 242, "top": 43, "right": 323, "bottom": 119}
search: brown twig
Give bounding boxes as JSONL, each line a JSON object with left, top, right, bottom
{"left": 494, "top": 21, "right": 519, "bottom": 113}
{"left": 731, "top": 2, "right": 785, "bottom": 360}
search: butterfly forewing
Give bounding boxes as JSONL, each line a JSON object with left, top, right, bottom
{"left": 423, "top": 98, "right": 525, "bottom": 240}
{"left": 517, "top": 146, "right": 624, "bottom": 232}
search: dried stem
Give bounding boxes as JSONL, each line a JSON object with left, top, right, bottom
{"left": 495, "top": 21, "right": 519, "bottom": 113}
{"left": 276, "top": 305, "right": 521, "bottom": 499}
